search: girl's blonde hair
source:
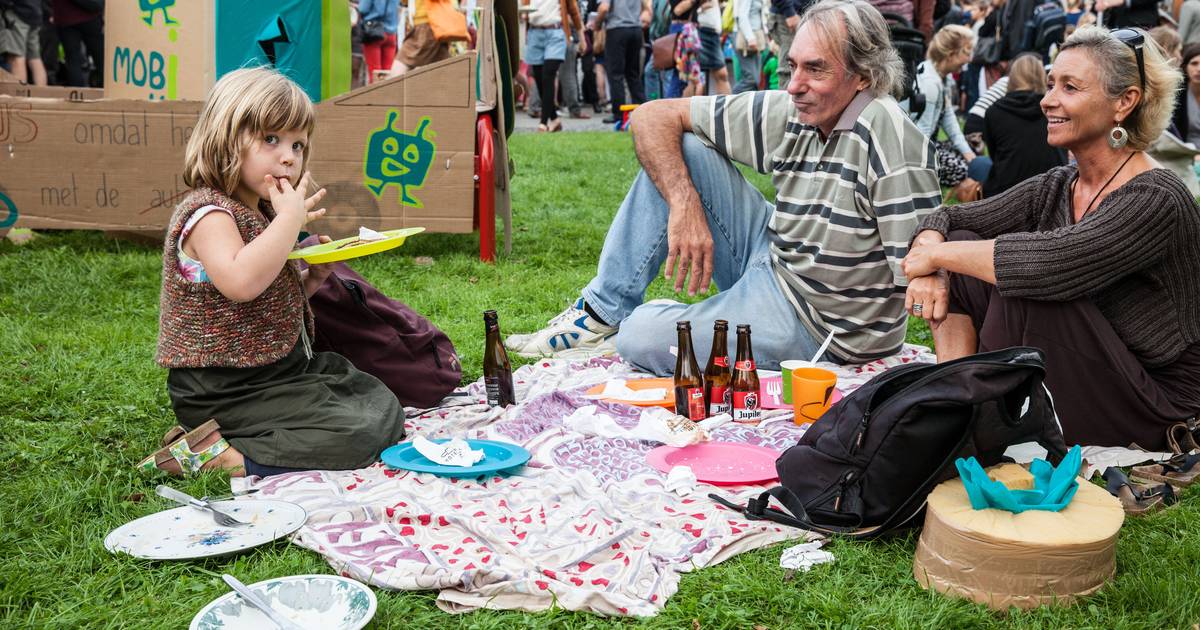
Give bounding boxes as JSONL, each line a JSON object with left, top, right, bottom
{"left": 183, "top": 68, "right": 316, "bottom": 196}
{"left": 1008, "top": 53, "right": 1048, "bottom": 93}
{"left": 1057, "top": 26, "right": 1182, "bottom": 151}
{"left": 928, "top": 25, "right": 975, "bottom": 75}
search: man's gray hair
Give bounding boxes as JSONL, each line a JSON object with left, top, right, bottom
{"left": 798, "top": 0, "right": 905, "bottom": 98}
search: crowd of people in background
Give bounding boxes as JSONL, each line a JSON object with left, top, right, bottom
{"left": 7, "top": 0, "right": 1200, "bottom": 197}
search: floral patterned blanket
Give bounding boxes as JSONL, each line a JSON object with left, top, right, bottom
{"left": 233, "top": 346, "right": 934, "bottom": 616}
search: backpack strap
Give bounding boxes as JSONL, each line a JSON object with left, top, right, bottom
{"left": 709, "top": 486, "right": 860, "bottom": 535}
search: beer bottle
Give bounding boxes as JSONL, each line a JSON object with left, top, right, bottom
{"left": 673, "top": 321, "right": 707, "bottom": 421}
{"left": 483, "top": 310, "right": 516, "bottom": 407}
{"left": 731, "top": 324, "right": 762, "bottom": 424}
{"left": 704, "top": 320, "right": 732, "bottom": 416}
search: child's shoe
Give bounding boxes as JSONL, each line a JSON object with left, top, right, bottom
{"left": 138, "top": 419, "right": 230, "bottom": 476}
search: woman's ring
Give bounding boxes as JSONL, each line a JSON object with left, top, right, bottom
{"left": 913, "top": 303, "right": 924, "bottom": 315}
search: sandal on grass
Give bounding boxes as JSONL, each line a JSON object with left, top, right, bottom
{"left": 1103, "top": 467, "right": 1176, "bottom": 516}
{"left": 1166, "top": 419, "right": 1200, "bottom": 455}
{"left": 1130, "top": 453, "right": 1200, "bottom": 488}
{"left": 137, "top": 419, "right": 230, "bottom": 476}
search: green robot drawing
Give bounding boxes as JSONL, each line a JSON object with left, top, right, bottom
{"left": 140, "top": 0, "right": 178, "bottom": 26}
{"left": 364, "top": 112, "right": 436, "bottom": 208}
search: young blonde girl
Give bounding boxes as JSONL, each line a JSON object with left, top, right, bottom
{"left": 140, "top": 67, "right": 406, "bottom": 478}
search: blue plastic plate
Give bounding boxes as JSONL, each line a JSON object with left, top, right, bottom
{"left": 380, "top": 439, "right": 531, "bottom": 478}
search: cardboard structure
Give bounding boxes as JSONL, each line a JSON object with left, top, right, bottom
{"left": 0, "top": 55, "right": 483, "bottom": 236}
{"left": 0, "top": 0, "right": 516, "bottom": 256}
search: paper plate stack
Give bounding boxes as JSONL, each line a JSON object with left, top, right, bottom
{"left": 913, "top": 463, "right": 1124, "bottom": 610}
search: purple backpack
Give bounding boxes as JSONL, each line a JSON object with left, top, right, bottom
{"left": 307, "top": 260, "right": 462, "bottom": 408}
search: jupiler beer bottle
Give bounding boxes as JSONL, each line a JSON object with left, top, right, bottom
{"left": 673, "top": 321, "right": 707, "bottom": 421}
{"left": 483, "top": 310, "right": 516, "bottom": 407}
{"left": 704, "top": 320, "right": 732, "bottom": 416}
{"left": 731, "top": 324, "right": 761, "bottom": 423}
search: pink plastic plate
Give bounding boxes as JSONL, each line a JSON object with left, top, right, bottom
{"left": 646, "top": 442, "right": 781, "bottom": 486}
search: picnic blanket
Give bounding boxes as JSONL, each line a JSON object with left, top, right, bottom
{"left": 232, "top": 345, "right": 935, "bottom": 616}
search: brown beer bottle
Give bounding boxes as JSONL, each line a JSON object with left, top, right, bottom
{"left": 704, "top": 320, "right": 732, "bottom": 417}
{"left": 731, "top": 324, "right": 762, "bottom": 424}
{"left": 483, "top": 310, "right": 516, "bottom": 407}
{"left": 673, "top": 321, "right": 707, "bottom": 421}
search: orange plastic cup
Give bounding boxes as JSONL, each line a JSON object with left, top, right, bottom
{"left": 791, "top": 367, "right": 838, "bottom": 425}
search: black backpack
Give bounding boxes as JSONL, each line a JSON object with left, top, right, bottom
{"left": 711, "top": 347, "right": 1068, "bottom": 538}
{"left": 1022, "top": 1, "right": 1066, "bottom": 60}
{"left": 883, "top": 13, "right": 927, "bottom": 120}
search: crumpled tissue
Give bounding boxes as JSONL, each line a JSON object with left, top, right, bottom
{"left": 665, "top": 465, "right": 698, "bottom": 496}
{"left": 563, "top": 405, "right": 707, "bottom": 447}
{"left": 780, "top": 540, "right": 835, "bottom": 571}
{"left": 358, "top": 226, "right": 387, "bottom": 241}
{"left": 412, "top": 435, "right": 485, "bottom": 467}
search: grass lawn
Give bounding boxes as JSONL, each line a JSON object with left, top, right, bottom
{"left": 2, "top": 131, "right": 1198, "bottom": 629}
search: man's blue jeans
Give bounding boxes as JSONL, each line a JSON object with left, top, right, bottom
{"left": 581, "top": 134, "right": 822, "bottom": 375}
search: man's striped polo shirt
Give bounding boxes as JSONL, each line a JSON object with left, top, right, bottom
{"left": 690, "top": 89, "right": 941, "bottom": 362}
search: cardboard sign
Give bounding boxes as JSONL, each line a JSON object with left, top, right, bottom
{"left": 104, "top": 0, "right": 215, "bottom": 101}
{"left": 103, "top": 0, "right": 349, "bottom": 102}
{"left": 0, "top": 54, "right": 477, "bottom": 236}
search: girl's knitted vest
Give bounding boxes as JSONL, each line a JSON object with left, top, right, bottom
{"left": 156, "top": 187, "right": 315, "bottom": 368}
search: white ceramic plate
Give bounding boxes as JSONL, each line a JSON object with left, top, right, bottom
{"left": 104, "top": 500, "right": 306, "bottom": 560}
{"left": 190, "top": 574, "right": 377, "bottom": 630}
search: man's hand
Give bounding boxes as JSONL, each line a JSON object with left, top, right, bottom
{"left": 904, "top": 271, "right": 950, "bottom": 328}
{"left": 576, "top": 40, "right": 586, "bottom": 55}
{"left": 785, "top": 14, "right": 799, "bottom": 31}
{"left": 664, "top": 203, "right": 714, "bottom": 296}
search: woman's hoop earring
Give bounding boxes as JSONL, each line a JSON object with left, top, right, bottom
{"left": 1109, "top": 125, "right": 1129, "bottom": 149}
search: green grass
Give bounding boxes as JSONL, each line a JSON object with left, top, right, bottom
{"left": 1, "top": 132, "right": 1198, "bottom": 629}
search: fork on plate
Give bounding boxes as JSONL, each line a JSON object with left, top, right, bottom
{"left": 156, "top": 485, "right": 248, "bottom": 527}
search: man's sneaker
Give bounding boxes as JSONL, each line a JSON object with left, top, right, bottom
{"left": 505, "top": 298, "right": 618, "bottom": 358}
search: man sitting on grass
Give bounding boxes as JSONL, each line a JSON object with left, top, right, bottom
{"left": 507, "top": 0, "right": 941, "bottom": 374}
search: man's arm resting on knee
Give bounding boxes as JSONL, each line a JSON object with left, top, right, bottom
{"left": 630, "top": 99, "right": 714, "bottom": 296}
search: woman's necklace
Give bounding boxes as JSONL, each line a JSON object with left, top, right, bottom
{"left": 1071, "top": 152, "right": 1137, "bottom": 220}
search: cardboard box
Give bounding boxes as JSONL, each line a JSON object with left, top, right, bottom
{"left": 0, "top": 54, "right": 477, "bottom": 235}
{"left": 104, "top": 0, "right": 349, "bottom": 102}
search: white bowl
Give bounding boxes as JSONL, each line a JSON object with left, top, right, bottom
{"left": 190, "top": 574, "right": 377, "bottom": 630}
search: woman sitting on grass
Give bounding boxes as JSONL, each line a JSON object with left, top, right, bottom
{"left": 902, "top": 26, "right": 1200, "bottom": 452}
{"left": 139, "top": 67, "right": 406, "bottom": 478}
